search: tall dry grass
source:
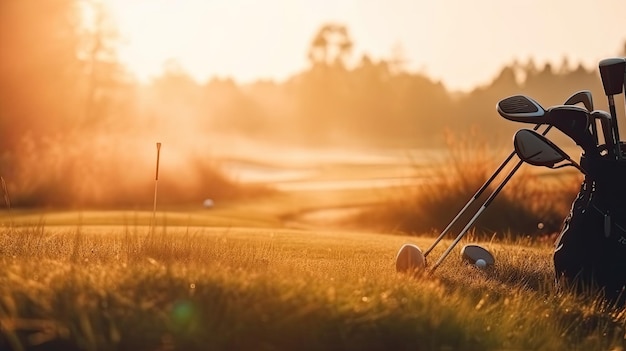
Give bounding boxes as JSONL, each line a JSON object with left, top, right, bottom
{"left": 351, "top": 130, "right": 582, "bottom": 237}
{"left": 1, "top": 223, "right": 625, "bottom": 350}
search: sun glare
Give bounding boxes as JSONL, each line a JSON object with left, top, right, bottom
{"left": 99, "top": 0, "right": 313, "bottom": 83}
{"left": 94, "top": 0, "right": 625, "bottom": 90}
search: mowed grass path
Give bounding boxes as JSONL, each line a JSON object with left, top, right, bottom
{"left": 1, "top": 216, "right": 625, "bottom": 350}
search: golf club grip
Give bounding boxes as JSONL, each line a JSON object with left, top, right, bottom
{"left": 429, "top": 159, "right": 524, "bottom": 273}
{"left": 609, "top": 100, "right": 621, "bottom": 159}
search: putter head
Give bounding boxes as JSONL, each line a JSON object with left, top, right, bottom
{"left": 514, "top": 129, "right": 572, "bottom": 168}
{"left": 460, "top": 244, "right": 495, "bottom": 266}
{"left": 599, "top": 58, "right": 626, "bottom": 96}
{"left": 497, "top": 95, "right": 547, "bottom": 123}
{"left": 546, "top": 105, "right": 597, "bottom": 156}
{"left": 564, "top": 90, "right": 594, "bottom": 111}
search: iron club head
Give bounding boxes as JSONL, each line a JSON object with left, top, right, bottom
{"left": 591, "top": 110, "right": 616, "bottom": 157}
{"left": 564, "top": 90, "right": 594, "bottom": 112}
{"left": 514, "top": 129, "right": 586, "bottom": 174}
{"left": 545, "top": 105, "right": 598, "bottom": 158}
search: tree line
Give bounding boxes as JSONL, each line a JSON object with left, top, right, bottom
{"left": 1, "top": 1, "right": 625, "bottom": 207}
{"left": 2, "top": 2, "right": 625, "bottom": 152}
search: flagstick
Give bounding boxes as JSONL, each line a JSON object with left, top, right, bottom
{"left": 152, "top": 142, "right": 161, "bottom": 235}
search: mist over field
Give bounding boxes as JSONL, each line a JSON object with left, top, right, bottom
{"left": 1, "top": 1, "right": 625, "bottom": 209}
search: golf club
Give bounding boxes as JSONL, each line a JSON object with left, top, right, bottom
{"left": 460, "top": 244, "right": 495, "bottom": 266}
{"left": 422, "top": 94, "right": 548, "bottom": 256}
{"left": 422, "top": 124, "right": 542, "bottom": 257}
{"left": 513, "top": 129, "right": 586, "bottom": 174}
{"left": 428, "top": 154, "right": 527, "bottom": 272}
{"left": 591, "top": 110, "right": 615, "bottom": 157}
{"left": 564, "top": 90, "right": 594, "bottom": 112}
{"left": 564, "top": 90, "right": 597, "bottom": 144}
{"left": 599, "top": 58, "right": 626, "bottom": 159}
{"left": 496, "top": 95, "right": 548, "bottom": 123}
{"left": 418, "top": 93, "right": 587, "bottom": 271}
{"left": 499, "top": 96, "right": 598, "bottom": 158}
{"left": 545, "top": 105, "right": 598, "bottom": 158}
{"left": 431, "top": 125, "right": 590, "bottom": 272}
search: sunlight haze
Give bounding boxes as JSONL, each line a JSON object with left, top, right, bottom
{"left": 103, "top": 0, "right": 626, "bottom": 91}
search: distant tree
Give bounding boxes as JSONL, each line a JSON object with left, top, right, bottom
{"left": 80, "top": 0, "right": 128, "bottom": 127}
{"left": 557, "top": 56, "right": 571, "bottom": 75}
{"left": 521, "top": 58, "right": 539, "bottom": 83}
{"left": 307, "top": 23, "right": 353, "bottom": 67}
{"left": 0, "top": 0, "right": 83, "bottom": 150}
{"left": 0, "top": 0, "right": 127, "bottom": 150}
{"left": 152, "top": 59, "right": 200, "bottom": 98}
{"left": 198, "top": 77, "right": 269, "bottom": 137}
{"left": 388, "top": 43, "right": 410, "bottom": 75}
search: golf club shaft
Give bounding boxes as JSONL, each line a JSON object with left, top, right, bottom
{"left": 423, "top": 124, "right": 543, "bottom": 257}
{"left": 429, "top": 158, "right": 525, "bottom": 273}
{"left": 623, "top": 65, "right": 626, "bottom": 153}
{"left": 591, "top": 121, "right": 599, "bottom": 146}
{"left": 608, "top": 96, "right": 622, "bottom": 159}
{"left": 428, "top": 125, "right": 554, "bottom": 271}
{"left": 422, "top": 151, "right": 515, "bottom": 256}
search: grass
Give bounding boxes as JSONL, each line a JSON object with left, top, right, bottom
{"left": 1, "top": 221, "right": 626, "bottom": 351}
{"left": 0, "top": 137, "right": 621, "bottom": 350}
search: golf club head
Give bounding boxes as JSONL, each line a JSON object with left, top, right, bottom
{"left": 395, "top": 244, "right": 426, "bottom": 273}
{"left": 460, "top": 244, "right": 495, "bottom": 266}
{"left": 599, "top": 58, "right": 626, "bottom": 96}
{"left": 497, "top": 95, "right": 548, "bottom": 123}
{"left": 546, "top": 105, "right": 597, "bottom": 157}
{"left": 591, "top": 110, "right": 616, "bottom": 155}
{"left": 514, "top": 129, "right": 572, "bottom": 168}
{"left": 564, "top": 90, "right": 594, "bottom": 111}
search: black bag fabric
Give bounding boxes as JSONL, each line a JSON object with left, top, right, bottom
{"left": 553, "top": 153, "right": 626, "bottom": 303}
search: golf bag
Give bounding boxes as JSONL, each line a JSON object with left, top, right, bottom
{"left": 554, "top": 151, "right": 626, "bottom": 303}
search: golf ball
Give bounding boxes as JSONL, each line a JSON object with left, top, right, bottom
{"left": 475, "top": 259, "right": 487, "bottom": 268}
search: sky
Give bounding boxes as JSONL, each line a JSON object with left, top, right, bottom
{"left": 101, "top": 0, "right": 626, "bottom": 92}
